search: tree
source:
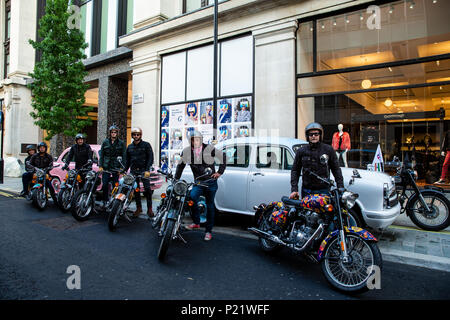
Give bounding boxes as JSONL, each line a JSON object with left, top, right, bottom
{"left": 28, "top": 0, "right": 90, "bottom": 154}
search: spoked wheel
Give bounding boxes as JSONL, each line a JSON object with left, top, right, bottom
{"left": 257, "top": 210, "right": 281, "bottom": 253}
{"left": 157, "top": 219, "right": 175, "bottom": 261}
{"left": 57, "top": 188, "right": 73, "bottom": 212}
{"left": 71, "top": 190, "right": 93, "bottom": 221}
{"left": 32, "top": 188, "right": 47, "bottom": 210}
{"left": 321, "top": 234, "right": 382, "bottom": 293}
{"left": 108, "top": 199, "right": 123, "bottom": 232}
{"left": 408, "top": 191, "right": 450, "bottom": 231}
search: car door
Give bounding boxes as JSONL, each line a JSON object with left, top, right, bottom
{"left": 246, "top": 145, "right": 294, "bottom": 212}
{"left": 214, "top": 144, "right": 252, "bottom": 214}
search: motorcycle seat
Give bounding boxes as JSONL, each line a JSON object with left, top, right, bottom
{"left": 281, "top": 196, "right": 303, "bottom": 207}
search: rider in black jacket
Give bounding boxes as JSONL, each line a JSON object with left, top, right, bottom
{"left": 20, "top": 145, "right": 36, "bottom": 197}
{"left": 63, "top": 133, "right": 93, "bottom": 170}
{"left": 124, "top": 127, "right": 154, "bottom": 218}
{"left": 29, "top": 142, "right": 57, "bottom": 202}
{"left": 290, "top": 122, "right": 344, "bottom": 199}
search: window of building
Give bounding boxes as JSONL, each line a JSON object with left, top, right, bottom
{"left": 160, "top": 35, "right": 254, "bottom": 170}
{"left": 183, "top": 0, "right": 226, "bottom": 14}
{"left": 297, "top": 0, "right": 450, "bottom": 185}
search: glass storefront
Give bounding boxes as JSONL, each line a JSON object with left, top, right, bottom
{"left": 297, "top": 0, "right": 450, "bottom": 184}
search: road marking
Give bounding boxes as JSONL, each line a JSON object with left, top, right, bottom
{"left": 388, "top": 225, "right": 450, "bottom": 235}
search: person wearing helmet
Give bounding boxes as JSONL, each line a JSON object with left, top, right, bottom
{"left": 62, "top": 133, "right": 93, "bottom": 171}
{"left": 20, "top": 145, "right": 37, "bottom": 197}
{"left": 99, "top": 125, "right": 126, "bottom": 207}
{"left": 290, "top": 122, "right": 344, "bottom": 199}
{"left": 124, "top": 127, "right": 154, "bottom": 218}
{"left": 174, "top": 130, "right": 226, "bottom": 241}
{"left": 28, "top": 142, "right": 58, "bottom": 203}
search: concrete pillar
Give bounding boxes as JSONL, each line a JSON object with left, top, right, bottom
{"left": 129, "top": 52, "right": 161, "bottom": 164}
{"left": 97, "top": 76, "right": 128, "bottom": 144}
{"left": 253, "top": 20, "right": 298, "bottom": 139}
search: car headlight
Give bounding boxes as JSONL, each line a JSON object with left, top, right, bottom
{"left": 173, "top": 180, "right": 188, "bottom": 196}
{"left": 341, "top": 191, "right": 358, "bottom": 209}
{"left": 123, "top": 174, "right": 135, "bottom": 185}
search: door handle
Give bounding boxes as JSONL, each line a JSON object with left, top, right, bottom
{"left": 253, "top": 172, "right": 265, "bottom": 176}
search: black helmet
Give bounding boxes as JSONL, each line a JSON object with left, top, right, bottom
{"left": 37, "top": 142, "right": 47, "bottom": 152}
{"left": 75, "top": 133, "right": 85, "bottom": 141}
{"left": 305, "top": 122, "right": 323, "bottom": 142}
{"left": 26, "top": 144, "right": 36, "bottom": 152}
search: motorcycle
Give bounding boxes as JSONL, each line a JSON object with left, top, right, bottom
{"left": 71, "top": 166, "right": 102, "bottom": 221}
{"left": 26, "top": 163, "right": 60, "bottom": 210}
{"left": 248, "top": 155, "right": 382, "bottom": 293}
{"left": 107, "top": 157, "right": 150, "bottom": 231}
{"left": 57, "top": 162, "right": 92, "bottom": 212}
{"left": 392, "top": 156, "right": 450, "bottom": 231}
{"left": 155, "top": 167, "right": 213, "bottom": 261}
{"left": 151, "top": 169, "right": 208, "bottom": 230}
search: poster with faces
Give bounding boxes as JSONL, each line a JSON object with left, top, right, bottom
{"left": 160, "top": 96, "right": 252, "bottom": 169}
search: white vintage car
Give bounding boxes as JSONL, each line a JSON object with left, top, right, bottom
{"left": 180, "top": 137, "right": 400, "bottom": 231}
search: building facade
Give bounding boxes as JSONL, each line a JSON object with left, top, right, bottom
{"left": 119, "top": 0, "right": 449, "bottom": 184}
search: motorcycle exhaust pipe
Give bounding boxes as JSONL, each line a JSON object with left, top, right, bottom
{"left": 248, "top": 227, "right": 287, "bottom": 245}
{"left": 292, "top": 224, "right": 324, "bottom": 253}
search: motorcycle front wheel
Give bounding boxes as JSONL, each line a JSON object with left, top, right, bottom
{"left": 108, "top": 199, "right": 123, "bottom": 231}
{"left": 71, "top": 190, "right": 93, "bottom": 221}
{"left": 407, "top": 191, "right": 450, "bottom": 231}
{"left": 321, "top": 234, "right": 382, "bottom": 293}
{"left": 157, "top": 218, "right": 175, "bottom": 261}
{"left": 57, "top": 188, "right": 73, "bottom": 212}
{"left": 32, "top": 188, "right": 47, "bottom": 210}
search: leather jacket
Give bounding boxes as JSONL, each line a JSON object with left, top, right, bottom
{"left": 291, "top": 142, "right": 344, "bottom": 192}
{"left": 65, "top": 143, "right": 93, "bottom": 169}
{"left": 124, "top": 140, "right": 154, "bottom": 173}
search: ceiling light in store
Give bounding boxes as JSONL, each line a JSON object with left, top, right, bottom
{"left": 433, "top": 0, "right": 437, "bottom": 4}
{"left": 333, "top": 18, "right": 337, "bottom": 26}
{"left": 389, "top": 5, "right": 394, "bottom": 14}
{"left": 388, "top": 67, "right": 393, "bottom": 72}
{"left": 409, "top": 1, "right": 415, "bottom": 9}
{"left": 345, "top": 16, "right": 350, "bottom": 23}
{"left": 361, "top": 79, "right": 372, "bottom": 89}
{"left": 321, "top": 22, "right": 325, "bottom": 29}
{"left": 384, "top": 98, "right": 393, "bottom": 107}
{"left": 360, "top": 13, "right": 364, "bottom": 21}
{"left": 436, "top": 60, "right": 440, "bottom": 66}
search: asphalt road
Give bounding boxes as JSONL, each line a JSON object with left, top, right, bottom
{"left": 0, "top": 193, "right": 449, "bottom": 301}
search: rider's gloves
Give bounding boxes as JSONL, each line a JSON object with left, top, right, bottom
{"left": 144, "top": 171, "right": 151, "bottom": 178}
{"left": 98, "top": 167, "right": 103, "bottom": 173}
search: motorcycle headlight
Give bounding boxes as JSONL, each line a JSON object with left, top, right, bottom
{"left": 68, "top": 170, "right": 77, "bottom": 179}
{"left": 341, "top": 191, "right": 358, "bottom": 209}
{"left": 86, "top": 171, "right": 95, "bottom": 180}
{"left": 123, "top": 174, "right": 135, "bottom": 185}
{"left": 173, "top": 180, "right": 188, "bottom": 196}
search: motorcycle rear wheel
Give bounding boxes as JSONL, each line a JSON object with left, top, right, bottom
{"left": 408, "top": 191, "right": 450, "bottom": 231}
{"left": 157, "top": 219, "right": 175, "bottom": 261}
{"left": 321, "top": 234, "right": 382, "bottom": 293}
{"left": 108, "top": 199, "right": 123, "bottom": 231}
{"left": 257, "top": 210, "right": 281, "bottom": 253}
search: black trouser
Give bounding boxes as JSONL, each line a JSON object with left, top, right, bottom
{"left": 22, "top": 172, "right": 34, "bottom": 193}
{"left": 134, "top": 176, "right": 153, "bottom": 211}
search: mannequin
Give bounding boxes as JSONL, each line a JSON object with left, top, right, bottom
{"left": 332, "top": 124, "right": 351, "bottom": 167}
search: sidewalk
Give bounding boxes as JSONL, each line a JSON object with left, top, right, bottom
{"left": 2, "top": 176, "right": 449, "bottom": 272}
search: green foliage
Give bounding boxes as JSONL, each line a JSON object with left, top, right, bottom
{"left": 28, "top": 0, "right": 90, "bottom": 141}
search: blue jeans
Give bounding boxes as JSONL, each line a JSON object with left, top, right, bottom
{"left": 189, "top": 180, "right": 218, "bottom": 233}
{"left": 101, "top": 172, "right": 119, "bottom": 202}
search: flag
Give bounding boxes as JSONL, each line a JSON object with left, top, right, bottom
{"left": 372, "top": 144, "right": 384, "bottom": 172}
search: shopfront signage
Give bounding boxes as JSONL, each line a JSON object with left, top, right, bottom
{"left": 133, "top": 93, "right": 144, "bottom": 104}
{"left": 351, "top": 108, "right": 444, "bottom": 122}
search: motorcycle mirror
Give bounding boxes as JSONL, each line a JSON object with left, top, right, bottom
{"left": 54, "top": 157, "right": 58, "bottom": 161}
{"left": 117, "top": 156, "right": 122, "bottom": 162}
{"left": 205, "top": 167, "right": 213, "bottom": 175}
{"left": 320, "top": 154, "right": 329, "bottom": 165}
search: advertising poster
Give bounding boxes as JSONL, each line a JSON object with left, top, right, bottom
{"left": 160, "top": 96, "right": 252, "bottom": 169}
